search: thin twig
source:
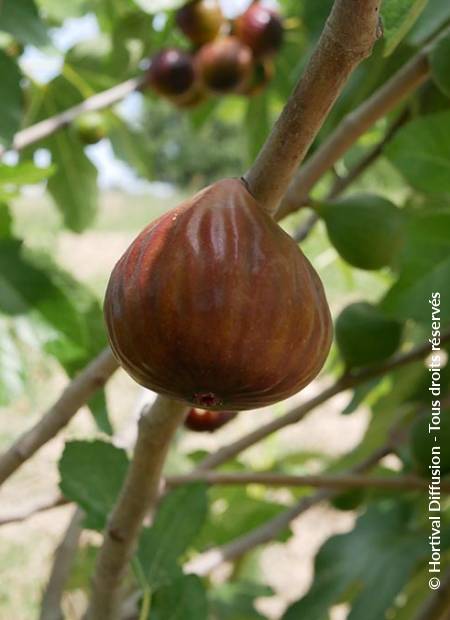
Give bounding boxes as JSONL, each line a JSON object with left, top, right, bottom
{"left": 414, "top": 569, "right": 450, "bottom": 620}
{"left": 196, "top": 330, "right": 450, "bottom": 471}
{"left": 292, "top": 107, "right": 411, "bottom": 242}
{"left": 0, "top": 493, "right": 68, "bottom": 526}
{"left": 86, "top": 396, "right": 187, "bottom": 620}
{"left": 277, "top": 40, "right": 434, "bottom": 219}
{"left": 39, "top": 508, "right": 84, "bottom": 620}
{"left": 244, "top": 0, "right": 382, "bottom": 215}
{"left": 0, "top": 78, "right": 143, "bottom": 160}
{"left": 167, "top": 472, "right": 450, "bottom": 493}
{"left": 185, "top": 443, "right": 391, "bottom": 575}
{"left": 0, "top": 348, "right": 118, "bottom": 488}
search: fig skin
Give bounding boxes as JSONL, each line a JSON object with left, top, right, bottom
{"left": 235, "top": 2, "right": 284, "bottom": 58}
{"left": 185, "top": 409, "right": 238, "bottom": 432}
{"left": 196, "top": 36, "right": 253, "bottom": 94}
{"left": 104, "top": 178, "right": 332, "bottom": 411}
{"left": 146, "top": 49, "right": 197, "bottom": 98}
{"left": 176, "top": 0, "right": 224, "bottom": 46}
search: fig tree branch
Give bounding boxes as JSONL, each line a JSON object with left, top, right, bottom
{"left": 39, "top": 508, "right": 84, "bottom": 620}
{"left": 167, "top": 472, "right": 450, "bottom": 493}
{"left": 244, "top": 0, "right": 382, "bottom": 215}
{"left": 293, "top": 106, "right": 411, "bottom": 242}
{"left": 196, "top": 329, "right": 450, "bottom": 471}
{"left": 186, "top": 443, "right": 391, "bottom": 576}
{"left": 86, "top": 396, "right": 187, "bottom": 620}
{"left": 0, "top": 493, "right": 69, "bottom": 526}
{"left": 0, "top": 348, "right": 118, "bottom": 488}
{"left": 276, "top": 43, "right": 433, "bottom": 219}
{"left": 0, "top": 78, "right": 143, "bottom": 160}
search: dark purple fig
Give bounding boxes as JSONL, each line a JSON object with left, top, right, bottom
{"left": 176, "top": 0, "right": 224, "bottom": 46}
{"left": 185, "top": 409, "right": 238, "bottom": 432}
{"left": 104, "top": 178, "right": 332, "bottom": 411}
{"left": 196, "top": 36, "right": 253, "bottom": 94}
{"left": 238, "top": 58, "right": 274, "bottom": 96}
{"left": 235, "top": 2, "right": 283, "bottom": 57}
{"left": 146, "top": 48, "right": 197, "bottom": 98}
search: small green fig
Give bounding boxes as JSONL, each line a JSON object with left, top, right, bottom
{"left": 335, "top": 302, "right": 403, "bottom": 368}
{"left": 74, "top": 112, "right": 108, "bottom": 145}
{"left": 318, "top": 194, "right": 406, "bottom": 271}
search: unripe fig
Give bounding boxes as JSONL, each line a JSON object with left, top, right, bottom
{"left": 146, "top": 49, "right": 197, "bottom": 99}
{"left": 317, "top": 194, "right": 406, "bottom": 271}
{"left": 185, "top": 409, "right": 237, "bottom": 432}
{"left": 235, "top": 2, "right": 283, "bottom": 58}
{"left": 74, "top": 112, "right": 108, "bottom": 145}
{"left": 196, "top": 36, "right": 253, "bottom": 94}
{"left": 335, "top": 302, "right": 403, "bottom": 368}
{"left": 104, "top": 178, "right": 332, "bottom": 411}
{"left": 239, "top": 58, "right": 274, "bottom": 96}
{"left": 176, "top": 0, "right": 224, "bottom": 46}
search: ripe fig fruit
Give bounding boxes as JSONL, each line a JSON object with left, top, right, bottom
{"left": 74, "top": 112, "right": 108, "bottom": 145}
{"left": 318, "top": 194, "right": 406, "bottom": 271}
{"left": 410, "top": 411, "right": 450, "bottom": 476}
{"left": 239, "top": 58, "right": 274, "bottom": 96}
{"left": 196, "top": 36, "right": 253, "bottom": 94}
{"left": 146, "top": 48, "right": 197, "bottom": 99}
{"left": 235, "top": 2, "right": 283, "bottom": 58}
{"left": 104, "top": 178, "right": 332, "bottom": 411}
{"left": 176, "top": 0, "right": 224, "bottom": 46}
{"left": 335, "top": 302, "right": 403, "bottom": 368}
{"left": 185, "top": 408, "right": 237, "bottom": 432}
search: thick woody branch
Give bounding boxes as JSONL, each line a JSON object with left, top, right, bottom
{"left": 168, "top": 472, "right": 450, "bottom": 493}
{"left": 0, "top": 348, "right": 118, "bottom": 488}
{"left": 86, "top": 396, "right": 187, "bottom": 620}
{"left": 277, "top": 46, "right": 431, "bottom": 219}
{"left": 39, "top": 508, "right": 84, "bottom": 620}
{"left": 186, "top": 444, "right": 391, "bottom": 575}
{"left": 0, "top": 78, "right": 143, "bottom": 160}
{"left": 197, "top": 330, "right": 450, "bottom": 471}
{"left": 244, "top": 0, "right": 382, "bottom": 215}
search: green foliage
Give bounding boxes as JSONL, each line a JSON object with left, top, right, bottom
{"left": 149, "top": 574, "right": 208, "bottom": 620}
{"left": 318, "top": 194, "right": 406, "bottom": 270}
{"left": 59, "top": 440, "right": 129, "bottom": 530}
{"left": 335, "top": 302, "right": 403, "bottom": 368}
{"left": 430, "top": 32, "right": 450, "bottom": 98}
{"left": 386, "top": 110, "right": 450, "bottom": 194}
{"left": 209, "top": 581, "right": 274, "bottom": 620}
{"left": 0, "top": 0, "right": 50, "bottom": 47}
{"left": 283, "top": 501, "right": 431, "bottom": 620}
{"left": 0, "top": 51, "right": 22, "bottom": 147}
{"left": 0, "top": 319, "right": 27, "bottom": 405}
{"left": 381, "top": 0, "right": 428, "bottom": 56}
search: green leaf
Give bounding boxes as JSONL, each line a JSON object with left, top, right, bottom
{"left": 318, "top": 194, "right": 406, "bottom": 271}
{"left": 385, "top": 110, "right": 450, "bottom": 194}
{"left": 0, "top": 319, "right": 27, "bottom": 406}
{"left": 408, "top": 0, "right": 450, "bottom": 45}
{"left": 150, "top": 574, "right": 208, "bottom": 620}
{"left": 131, "top": 0, "right": 183, "bottom": 14}
{"left": 0, "top": 51, "right": 22, "bottom": 147}
{"left": 209, "top": 581, "right": 274, "bottom": 620}
{"left": 59, "top": 440, "right": 129, "bottom": 530}
{"left": 245, "top": 93, "right": 270, "bottom": 163}
{"left": 430, "top": 32, "right": 450, "bottom": 98}
{"left": 109, "top": 117, "right": 154, "bottom": 180}
{"left": 382, "top": 210, "right": 450, "bottom": 323}
{"left": 282, "top": 502, "right": 429, "bottom": 620}
{"left": 0, "top": 0, "right": 50, "bottom": 47}
{"left": 382, "top": 0, "right": 428, "bottom": 56}
{"left": 137, "top": 484, "right": 208, "bottom": 588}
{"left": 0, "top": 203, "right": 13, "bottom": 238}
{"left": 87, "top": 390, "right": 113, "bottom": 436}
{"left": 0, "top": 162, "right": 55, "bottom": 186}
{"left": 47, "top": 129, "right": 99, "bottom": 232}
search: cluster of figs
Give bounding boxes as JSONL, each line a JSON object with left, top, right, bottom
{"left": 146, "top": 0, "right": 285, "bottom": 107}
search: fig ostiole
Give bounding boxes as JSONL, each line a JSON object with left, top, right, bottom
{"left": 185, "top": 409, "right": 238, "bottom": 432}
{"left": 104, "top": 178, "right": 332, "bottom": 411}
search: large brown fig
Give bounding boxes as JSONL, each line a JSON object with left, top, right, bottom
{"left": 196, "top": 36, "right": 253, "bottom": 94}
{"left": 104, "top": 178, "right": 332, "bottom": 411}
{"left": 235, "top": 2, "right": 284, "bottom": 58}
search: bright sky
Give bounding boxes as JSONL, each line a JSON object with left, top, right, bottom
{"left": 18, "top": 1, "right": 254, "bottom": 194}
